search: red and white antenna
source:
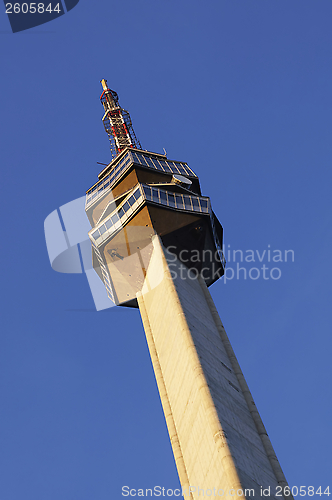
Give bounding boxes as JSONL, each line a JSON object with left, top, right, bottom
{"left": 100, "top": 79, "right": 142, "bottom": 158}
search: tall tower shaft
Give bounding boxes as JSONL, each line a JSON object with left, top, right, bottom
{"left": 138, "top": 240, "right": 288, "bottom": 499}
{"left": 85, "top": 82, "right": 291, "bottom": 499}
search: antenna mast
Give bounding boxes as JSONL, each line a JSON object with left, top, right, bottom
{"left": 100, "top": 79, "right": 142, "bottom": 158}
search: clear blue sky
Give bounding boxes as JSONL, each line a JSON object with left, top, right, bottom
{"left": 0, "top": 1, "right": 331, "bottom": 499}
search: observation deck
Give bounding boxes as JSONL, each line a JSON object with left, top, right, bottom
{"left": 86, "top": 148, "right": 225, "bottom": 307}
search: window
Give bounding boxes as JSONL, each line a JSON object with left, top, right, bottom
{"left": 145, "top": 157, "right": 155, "bottom": 167}
{"left": 127, "top": 195, "right": 136, "bottom": 206}
{"left": 143, "top": 185, "right": 152, "bottom": 200}
{"left": 151, "top": 188, "right": 159, "bottom": 203}
{"left": 184, "top": 196, "right": 192, "bottom": 210}
{"left": 166, "top": 192, "right": 175, "bottom": 207}
{"left": 133, "top": 189, "right": 141, "bottom": 200}
{"left": 132, "top": 153, "right": 141, "bottom": 164}
{"left": 199, "top": 199, "right": 208, "bottom": 212}
{"left": 140, "top": 156, "right": 149, "bottom": 166}
{"left": 191, "top": 197, "right": 199, "bottom": 210}
{"left": 175, "top": 194, "right": 184, "bottom": 209}
{"left": 111, "top": 213, "right": 119, "bottom": 224}
{"left": 159, "top": 191, "right": 167, "bottom": 204}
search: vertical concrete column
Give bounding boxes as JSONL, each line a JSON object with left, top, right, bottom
{"left": 138, "top": 237, "right": 290, "bottom": 500}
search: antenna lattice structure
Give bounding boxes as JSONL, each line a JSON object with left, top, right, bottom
{"left": 100, "top": 79, "right": 142, "bottom": 158}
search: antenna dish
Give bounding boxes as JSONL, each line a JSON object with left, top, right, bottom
{"left": 172, "top": 174, "right": 192, "bottom": 186}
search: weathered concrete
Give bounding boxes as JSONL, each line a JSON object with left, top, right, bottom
{"left": 137, "top": 237, "right": 291, "bottom": 500}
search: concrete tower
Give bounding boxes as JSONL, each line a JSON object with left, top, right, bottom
{"left": 85, "top": 80, "right": 291, "bottom": 500}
